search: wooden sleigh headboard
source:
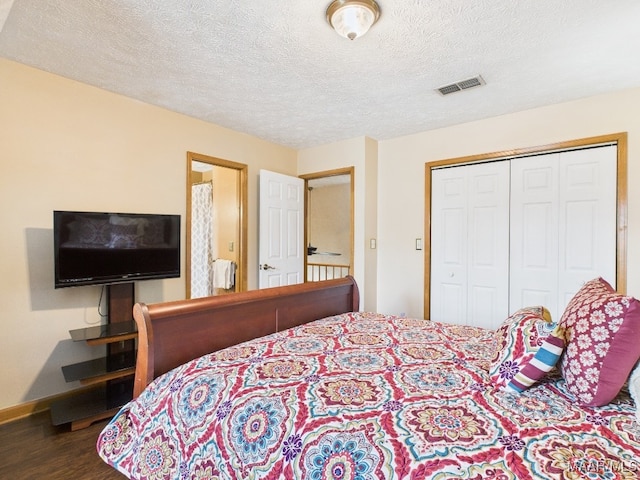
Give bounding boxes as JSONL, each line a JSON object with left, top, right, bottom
{"left": 132, "top": 276, "right": 360, "bottom": 397}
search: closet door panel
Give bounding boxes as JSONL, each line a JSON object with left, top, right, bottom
{"left": 467, "top": 163, "right": 510, "bottom": 329}
{"left": 469, "top": 285, "right": 502, "bottom": 329}
{"left": 558, "top": 145, "right": 617, "bottom": 309}
{"left": 510, "top": 156, "right": 559, "bottom": 318}
{"left": 431, "top": 162, "right": 509, "bottom": 328}
{"left": 439, "top": 207, "right": 466, "bottom": 318}
{"left": 431, "top": 169, "right": 468, "bottom": 324}
{"left": 440, "top": 283, "right": 465, "bottom": 322}
{"left": 564, "top": 201, "right": 596, "bottom": 269}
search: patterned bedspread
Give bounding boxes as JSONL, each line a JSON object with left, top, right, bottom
{"left": 97, "top": 312, "right": 640, "bottom": 479}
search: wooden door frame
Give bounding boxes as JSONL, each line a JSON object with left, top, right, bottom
{"left": 424, "top": 132, "right": 628, "bottom": 319}
{"left": 300, "top": 167, "right": 355, "bottom": 281}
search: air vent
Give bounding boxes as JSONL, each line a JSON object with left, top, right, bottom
{"left": 437, "top": 75, "right": 485, "bottom": 96}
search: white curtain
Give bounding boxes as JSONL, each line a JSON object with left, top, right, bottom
{"left": 191, "top": 182, "right": 215, "bottom": 298}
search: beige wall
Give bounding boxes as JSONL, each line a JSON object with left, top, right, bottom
{"left": 308, "top": 183, "right": 350, "bottom": 264}
{"left": 0, "top": 58, "right": 297, "bottom": 410}
{"left": 211, "top": 166, "right": 240, "bottom": 294}
{"left": 297, "top": 136, "right": 378, "bottom": 310}
{"left": 376, "top": 87, "right": 640, "bottom": 318}
{"left": 3, "top": 54, "right": 639, "bottom": 413}
{"left": 211, "top": 166, "right": 239, "bottom": 269}
{"left": 363, "top": 137, "right": 378, "bottom": 311}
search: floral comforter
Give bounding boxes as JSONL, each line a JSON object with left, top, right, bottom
{"left": 97, "top": 312, "right": 640, "bottom": 479}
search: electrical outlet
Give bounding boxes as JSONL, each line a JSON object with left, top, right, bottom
{"left": 228, "top": 241, "right": 234, "bottom": 252}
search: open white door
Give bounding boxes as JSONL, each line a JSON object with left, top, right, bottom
{"left": 259, "top": 170, "right": 304, "bottom": 288}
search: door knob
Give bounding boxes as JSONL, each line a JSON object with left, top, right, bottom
{"left": 260, "top": 264, "right": 276, "bottom": 270}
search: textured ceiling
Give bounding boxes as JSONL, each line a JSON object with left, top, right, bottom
{"left": 1, "top": 0, "right": 640, "bottom": 149}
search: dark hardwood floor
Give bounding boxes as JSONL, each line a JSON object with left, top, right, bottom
{"left": 0, "top": 412, "right": 126, "bottom": 479}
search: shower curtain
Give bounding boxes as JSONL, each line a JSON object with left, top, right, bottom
{"left": 191, "top": 182, "right": 215, "bottom": 298}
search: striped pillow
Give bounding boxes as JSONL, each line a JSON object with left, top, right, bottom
{"left": 489, "top": 306, "right": 554, "bottom": 388}
{"left": 506, "top": 325, "right": 565, "bottom": 393}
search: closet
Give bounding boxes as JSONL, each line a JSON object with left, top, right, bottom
{"left": 430, "top": 143, "right": 618, "bottom": 329}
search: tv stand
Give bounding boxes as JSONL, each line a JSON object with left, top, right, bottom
{"left": 50, "top": 283, "right": 137, "bottom": 430}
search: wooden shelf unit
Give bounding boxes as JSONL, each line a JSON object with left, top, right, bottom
{"left": 50, "top": 283, "right": 137, "bottom": 431}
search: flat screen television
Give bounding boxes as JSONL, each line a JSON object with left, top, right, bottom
{"left": 54, "top": 210, "right": 181, "bottom": 288}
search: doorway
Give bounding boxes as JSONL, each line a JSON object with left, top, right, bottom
{"left": 186, "top": 152, "right": 247, "bottom": 298}
{"left": 300, "top": 168, "right": 354, "bottom": 282}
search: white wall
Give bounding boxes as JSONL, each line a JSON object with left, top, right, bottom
{"left": 376, "top": 87, "right": 640, "bottom": 319}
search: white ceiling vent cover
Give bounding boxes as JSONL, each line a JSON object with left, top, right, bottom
{"left": 437, "top": 75, "right": 486, "bottom": 96}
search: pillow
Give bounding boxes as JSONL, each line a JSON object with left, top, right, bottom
{"left": 629, "top": 362, "right": 640, "bottom": 423}
{"left": 506, "top": 324, "right": 565, "bottom": 393}
{"left": 489, "top": 306, "right": 554, "bottom": 388}
{"left": 558, "top": 277, "right": 640, "bottom": 406}
{"left": 629, "top": 362, "right": 640, "bottom": 425}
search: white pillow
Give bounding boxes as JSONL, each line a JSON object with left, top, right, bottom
{"left": 630, "top": 361, "right": 640, "bottom": 423}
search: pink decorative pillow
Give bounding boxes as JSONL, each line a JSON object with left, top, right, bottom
{"left": 489, "top": 306, "right": 554, "bottom": 388}
{"left": 559, "top": 277, "right": 640, "bottom": 406}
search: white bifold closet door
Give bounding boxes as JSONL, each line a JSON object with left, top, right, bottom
{"left": 510, "top": 146, "right": 617, "bottom": 322}
{"left": 431, "top": 161, "right": 510, "bottom": 329}
{"left": 431, "top": 144, "right": 617, "bottom": 328}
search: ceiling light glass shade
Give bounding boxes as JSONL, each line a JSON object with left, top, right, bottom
{"left": 326, "top": 0, "right": 380, "bottom": 41}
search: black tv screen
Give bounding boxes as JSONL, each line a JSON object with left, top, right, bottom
{"left": 54, "top": 210, "right": 180, "bottom": 288}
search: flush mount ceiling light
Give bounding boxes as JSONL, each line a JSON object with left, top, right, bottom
{"left": 326, "top": 0, "right": 381, "bottom": 41}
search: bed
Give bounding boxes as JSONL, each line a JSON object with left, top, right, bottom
{"left": 97, "top": 276, "right": 640, "bottom": 479}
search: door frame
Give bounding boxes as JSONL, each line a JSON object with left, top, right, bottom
{"left": 186, "top": 151, "right": 248, "bottom": 298}
{"left": 424, "top": 132, "right": 628, "bottom": 319}
{"left": 300, "top": 167, "right": 355, "bottom": 282}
